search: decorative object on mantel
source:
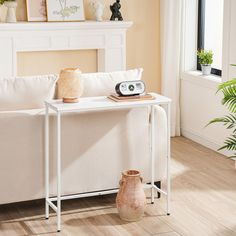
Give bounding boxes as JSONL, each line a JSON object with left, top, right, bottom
{"left": 26, "top": 0, "right": 47, "bottom": 22}
{"left": 116, "top": 170, "right": 146, "bottom": 221}
{"left": 110, "top": 0, "right": 123, "bottom": 21}
{"left": 197, "top": 49, "right": 213, "bottom": 76}
{"left": 46, "top": 0, "right": 85, "bottom": 22}
{"left": 90, "top": 0, "right": 105, "bottom": 22}
{"left": 0, "top": 0, "right": 17, "bottom": 23}
{"left": 57, "top": 68, "right": 84, "bottom": 99}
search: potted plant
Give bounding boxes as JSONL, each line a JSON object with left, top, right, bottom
{"left": 208, "top": 64, "right": 236, "bottom": 158}
{"left": 0, "top": 0, "right": 17, "bottom": 23}
{"left": 197, "top": 49, "right": 213, "bottom": 76}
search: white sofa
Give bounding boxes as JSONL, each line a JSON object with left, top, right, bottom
{"left": 0, "top": 69, "right": 167, "bottom": 204}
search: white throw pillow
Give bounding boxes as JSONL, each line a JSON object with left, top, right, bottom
{"left": 0, "top": 74, "right": 58, "bottom": 111}
{"left": 81, "top": 68, "right": 143, "bottom": 97}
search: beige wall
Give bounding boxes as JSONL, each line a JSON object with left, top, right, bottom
{"left": 1, "top": 0, "right": 161, "bottom": 93}
{"left": 17, "top": 50, "right": 98, "bottom": 76}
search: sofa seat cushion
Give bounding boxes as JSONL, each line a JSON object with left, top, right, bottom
{"left": 0, "top": 74, "right": 58, "bottom": 111}
{"left": 81, "top": 68, "right": 143, "bottom": 97}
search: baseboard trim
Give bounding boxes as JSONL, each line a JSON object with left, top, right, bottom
{"left": 181, "top": 128, "right": 234, "bottom": 158}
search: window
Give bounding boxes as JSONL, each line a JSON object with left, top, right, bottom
{"left": 197, "top": 0, "right": 224, "bottom": 76}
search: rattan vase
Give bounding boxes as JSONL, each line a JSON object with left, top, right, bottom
{"left": 57, "top": 68, "right": 84, "bottom": 99}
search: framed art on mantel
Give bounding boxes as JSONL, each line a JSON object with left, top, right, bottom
{"left": 46, "top": 0, "right": 85, "bottom": 22}
{"left": 26, "top": 0, "right": 47, "bottom": 22}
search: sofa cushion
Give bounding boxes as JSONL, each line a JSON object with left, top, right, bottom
{"left": 0, "top": 74, "right": 58, "bottom": 111}
{"left": 81, "top": 68, "right": 143, "bottom": 97}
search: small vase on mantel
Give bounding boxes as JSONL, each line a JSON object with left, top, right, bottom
{"left": 116, "top": 170, "right": 146, "bottom": 221}
{"left": 4, "top": 0, "right": 17, "bottom": 23}
{"left": 91, "top": 1, "right": 105, "bottom": 22}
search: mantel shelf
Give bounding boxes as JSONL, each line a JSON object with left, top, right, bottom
{"left": 0, "top": 21, "right": 133, "bottom": 31}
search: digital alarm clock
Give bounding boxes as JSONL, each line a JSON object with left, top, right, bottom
{"left": 115, "top": 80, "right": 146, "bottom": 96}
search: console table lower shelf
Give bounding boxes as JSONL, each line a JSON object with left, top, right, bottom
{"left": 44, "top": 93, "right": 171, "bottom": 232}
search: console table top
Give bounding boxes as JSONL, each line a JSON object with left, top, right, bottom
{"left": 45, "top": 93, "right": 171, "bottom": 113}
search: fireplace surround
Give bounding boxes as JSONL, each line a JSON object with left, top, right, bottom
{"left": 0, "top": 21, "right": 132, "bottom": 77}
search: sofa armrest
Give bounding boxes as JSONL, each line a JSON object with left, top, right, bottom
{"left": 153, "top": 105, "right": 168, "bottom": 181}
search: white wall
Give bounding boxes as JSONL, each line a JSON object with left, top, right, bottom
{"left": 181, "top": 72, "right": 232, "bottom": 156}
{"left": 181, "top": 0, "right": 236, "bottom": 157}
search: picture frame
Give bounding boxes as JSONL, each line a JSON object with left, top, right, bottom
{"left": 26, "top": 0, "right": 47, "bottom": 22}
{"left": 46, "top": 0, "right": 85, "bottom": 22}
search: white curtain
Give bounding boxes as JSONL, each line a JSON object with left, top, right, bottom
{"left": 160, "top": 0, "right": 184, "bottom": 137}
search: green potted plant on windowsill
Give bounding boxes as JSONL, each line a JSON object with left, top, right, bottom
{"left": 207, "top": 64, "right": 236, "bottom": 158}
{"left": 197, "top": 49, "right": 213, "bottom": 76}
{"left": 0, "top": 0, "right": 17, "bottom": 23}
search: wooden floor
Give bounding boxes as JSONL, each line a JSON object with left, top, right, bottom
{"left": 1, "top": 137, "right": 236, "bottom": 236}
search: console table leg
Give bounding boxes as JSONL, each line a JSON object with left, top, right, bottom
{"left": 166, "top": 103, "right": 171, "bottom": 215}
{"left": 45, "top": 105, "right": 49, "bottom": 220}
{"left": 155, "top": 181, "right": 161, "bottom": 198}
{"left": 57, "top": 112, "right": 61, "bottom": 232}
{"left": 151, "top": 105, "right": 155, "bottom": 204}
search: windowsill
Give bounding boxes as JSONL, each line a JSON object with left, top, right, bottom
{"left": 181, "top": 71, "right": 222, "bottom": 90}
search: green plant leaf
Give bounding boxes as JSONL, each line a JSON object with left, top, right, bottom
{"left": 207, "top": 63, "right": 236, "bottom": 159}
{"left": 218, "top": 135, "right": 236, "bottom": 152}
{"left": 207, "top": 114, "right": 236, "bottom": 131}
{"left": 197, "top": 49, "right": 213, "bottom": 65}
{"left": 217, "top": 78, "right": 236, "bottom": 92}
{"left": 216, "top": 79, "right": 236, "bottom": 113}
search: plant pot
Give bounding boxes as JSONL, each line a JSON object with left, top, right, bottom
{"left": 116, "top": 170, "right": 146, "bottom": 221}
{"left": 4, "top": 1, "right": 17, "bottom": 23}
{"left": 57, "top": 68, "right": 84, "bottom": 99}
{"left": 201, "top": 64, "right": 211, "bottom": 76}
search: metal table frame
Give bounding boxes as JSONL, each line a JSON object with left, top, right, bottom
{"left": 44, "top": 93, "right": 171, "bottom": 232}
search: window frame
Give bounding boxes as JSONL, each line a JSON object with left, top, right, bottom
{"left": 197, "top": 0, "right": 222, "bottom": 76}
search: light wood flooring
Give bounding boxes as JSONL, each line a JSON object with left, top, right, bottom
{"left": 1, "top": 137, "right": 236, "bottom": 236}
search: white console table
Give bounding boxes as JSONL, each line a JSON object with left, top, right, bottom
{"left": 44, "top": 93, "right": 171, "bottom": 232}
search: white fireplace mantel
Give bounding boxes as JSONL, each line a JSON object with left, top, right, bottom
{"left": 0, "top": 21, "right": 133, "bottom": 76}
